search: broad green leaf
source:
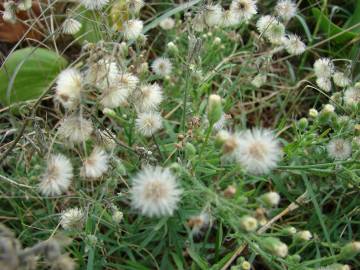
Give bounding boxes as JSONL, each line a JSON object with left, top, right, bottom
{"left": 312, "top": 8, "right": 358, "bottom": 43}
{"left": 0, "top": 47, "right": 68, "bottom": 106}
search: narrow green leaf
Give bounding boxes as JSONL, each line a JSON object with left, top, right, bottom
{"left": 74, "top": 8, "right": 103, "bottom": 44}
{"left": 187, "top": 248, "right": 209, "bottom": 270}
{"left": 344, "top": 1, "right": 360, "bottom": 32}
{"left": 311, "top": 8, "right": 358, "bottom": 43}
{"left": 215, "top": 221, "right": 223, "bottom": 260}
{"left": 143, "top": 0, "right": 201, "bottom": 34}
{"left": 171, "top": 252, "right": 184, "bottom": 270}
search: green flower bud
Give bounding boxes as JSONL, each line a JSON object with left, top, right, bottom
{"left": 318, "top": 104, "right": 336, "bottom": 124}
{"left": 308, "top": 108, "right": 318, "bottom": 118}
{"left": 287, "top": 254, "right": 301, "bottom": 264}
{"left": 167, "top": 42, "right": 178, "bottom": 54}
{"left": 297, "top": 117, "right": 308, "bottom": 130}
{"left": 103, "top": 108, "right": 116, "bottom": 117}
{"left": 239, "top": 215, "right": 258, "bottom": 232}
{"left": 112, "top": 210, "right": 124, "bottom": 223}
{"left": 260, "top": 237, "right": 288, "bottom": 258}
{"left": 340, "top": 242, "right": 360, "bottom": 258}
{"left": 294, "top": 230, "right": 312, "bottom": 242}
{"left": 241, "top": 261, "right": 251, "bottom": 270}
{"left": 282, "top": 226, "right": 297, "bottom": 236}
{"left": 260, "top": 192, "right": 280, "bottom": 208}
{"left": 114, "top": 159, "right": 127, "bottom": 176}
{"left": 323, "top": 263, "right": 351, "bottom": 270}
{"left": 185, "top": 142, "right": 196, "bottom": 157}
{"left": 169, "top": 162, "right": 184, "bottom": 174}
{"left": 207, "top": 94, "right": 223, "bottom": 125}
{"left": 330, "top": 92, "right": 342, "bottom": 104}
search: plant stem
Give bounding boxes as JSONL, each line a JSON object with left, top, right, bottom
{"left": 197, "top": 124, "right": 214, "bottom": 166}
{"left": 181, "top": 65, "right": 191, "bottom": 133}
{"left": 152, "top": 134, "right": 165, "bottom": 162}
{"left": 277, "top": 160, "right": 358, "bottom": 170}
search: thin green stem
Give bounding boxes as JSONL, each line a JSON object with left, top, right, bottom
{"left": 152, "top": 134, "right": 165, "bottom": 162}
{"left": 197, "top": 124, "right": 214, "bottom": 165}
{"left": 181, "top": 65, "right": 191, "bottom": 133}
{"left": 277, "top": 160, "right": 358, "bottom": 170}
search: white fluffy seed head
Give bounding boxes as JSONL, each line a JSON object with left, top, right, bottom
{"left": 239, "top": 215, "right": 258, "bottom": 232}
{"left": 264, "top": 21, "right": 286, "bottom": 45}
{"left": 60, "top": 207, "right": 84, "bottom": 230}
{"left": 344, "top": 87, "right": 360, "bottom": 106}
{"left": 308, "top": 108, "right": 319, "bottom": 118}
{"left": 236, "top": 129, "right": 283, "bottom": 175}
{"left": 314, "top": 58, "right": 334, "bottom": 78}
{"left": 126, "top": 0, "right": 144, "bottom": 13}
{"left": 130, "top": 166, "right": 182, "bottom": 217}
{"left": 123, "top": 19, "right": 143, "bottom": 40}
{"left": 81, "top": 147, "right": 109, "bottom": 179}
{"left": 100, "top": 86, "right": 129, "bottom": 108}
{"left": 119, "top": 72, "right": 139, "bottom": 92}
{"left": 62, "top": 18, "right": 82, "bottom": 35}
{"left": 58, "top": 115, "right": 93, "bottom": 143}
{"left": 275, "top": 0, "right": 297, "bottom": 21}
{"left": 262, "top": 237, "right": 288, "bottom": 258}
{"left": 88, "top": 61, "right": 131, "bottom": 108}
{"left": 193, "top": 13, "right": 206, "bottom": 32}
{"left": 135, "top": 83, "right": 163, "bottom": 112}
{"left": 230, "top": 0, "right": 257, "bottom": 22}
{"left": 39, "top": 154, "right": 73, "bottom": 196}
{"left": 151, "top": 57, "right": 172, "bottom": 77}
{"left": 159, "top": 17, "right": 175, "bottom": 30}
{"left": 99, "top": 75, "right": 128, "bottom": 109}
{"left": 333, "top": 72, "right": 351, "bottom": 88}
{"left": 274, "top": 242, "right": 288, "bottom": 257}
{"left": 322, "top": 103, "right": 335, "bottom": 113}
{"left": 112, "top": 210, "right": 124, "bottom": 223}
{"left": 283, "top": 34, "right": 306, "bottom": 55}
{"left": 187, "top": 212, "right": 211, "bottom": 235}
{"left": 204, "top": 4, "right": 223, "bottom": 27}
{"left": 256, "top": 15, "right": 277, "bottom": 34}
{"left": 327, "top": 138, "right": 352, "bottom": 160}
{"left": 221, "top": 10, "right": 240, "bottom": 27}
{"left": 17, "top": 0, "right": 32, "bottom": 11}
{"left": 135, "top": 111, "right": 162, "bottom": 137}
{"left": 100, "top": 71, "right": 138, "bottom": 108}
{"left": 295, "top": 230, "right": 312, "bottom": 241}
{"left": 55, "top": 68, "right": 82, "bottom": 109}
{"left": 251, "top": 74, "right": 267, "bottom": 88}
{"left": 316, "top": 77, "right": 332, "bottom": 92}
{"left": 261, "top": 192, "right": 281, "bottom": 207}
{"left": 2, "top": 10, "right": 16, "bottom": 24}
{"left": 80, "top": 0, "right": 108, "bottom": 10}
{"left": 221, "top": 132, "right": 242, "bottom": 161}
{"left": 216, "top": 129, "right": 232, "bottom": 144}
{"left": 97, "top": 129, "right": 116, "bottom": 150}
{"left": 86, "top": 59, "right": 119, "bottom": 85}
